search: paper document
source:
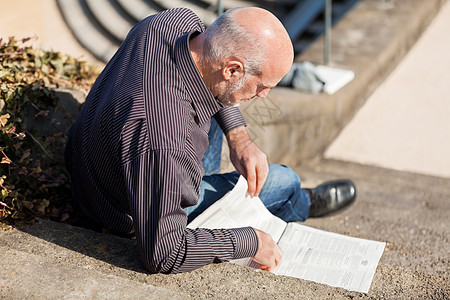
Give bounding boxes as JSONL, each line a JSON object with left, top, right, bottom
{"left": 275, "top": 223, "right": 385, "bottom": 293}
{"left": 188, "top": 176, "right": 385, "bottom": 293}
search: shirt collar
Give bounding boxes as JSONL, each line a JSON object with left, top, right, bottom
{"left": 174, "top": 32, "right": 222, "bottom": 126}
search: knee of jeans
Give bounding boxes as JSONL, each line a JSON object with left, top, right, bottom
{"left": 268, "top": 164, "right": 301, "bottom": 189}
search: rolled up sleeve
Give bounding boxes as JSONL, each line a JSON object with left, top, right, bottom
{"left": 213, "top": 106, "right": 246, "bottom": 134}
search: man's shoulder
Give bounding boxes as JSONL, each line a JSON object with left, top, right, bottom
{"left": 143, "top": 7, "right": 205, "bottom": 34}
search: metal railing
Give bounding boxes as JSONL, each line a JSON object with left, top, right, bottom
{"left": 325, "top": 0, "right": 332, "bottom": 65}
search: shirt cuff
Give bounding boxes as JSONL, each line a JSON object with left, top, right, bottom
{"left": 214, "top": 106, "right": 247, "bottom": 134}
{"left": 230, "top": 227, "right": 258, "bottom": 259}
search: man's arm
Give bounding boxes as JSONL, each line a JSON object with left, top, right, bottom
{"left": 214, "top": 106, "right": 269, "bottom": 197}
{"left": 226, "top": 126, "right": 269, "bottom": 197}
{"left": 122, "top": 150, "right": 259, "bottom": 274}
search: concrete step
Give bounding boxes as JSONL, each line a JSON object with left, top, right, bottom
{"left": 56, "top": 0, "right": 119, "bottom": 62}
{"left": 1, "top": 159, "right": 448, "bottom": 298}
{"left": 237, "top": 0, "right": 449, "bottom": 167}
{"left": 57, "top": 0, "right": 448, "bottom": 170}
{"left": 84, "top": 0, "right": 136, "bottom": 42}
{"left": 0, "top": 221, "right": 185, "bottom": 299}
{"left": 56, "top": 0, "right": 361, "bottom": 63}
{"left": 152, "top": 0, "right": 218, "bottom": 26}
{"left": 116, "top": 0, "right": 160, "bottom": 22}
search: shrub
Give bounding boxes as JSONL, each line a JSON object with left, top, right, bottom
{"left": 0, "top": 37, "right": 99, "bottom": 226}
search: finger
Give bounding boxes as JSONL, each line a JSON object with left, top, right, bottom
{"left": 265, "top": 261, "right": 276, "bottom": 272}
{"left": 274, "top": 253, "right": 281, "bottom": 268}
{"left": 277, "top": 245, "right": 283, "bottom": 265}
{"left": 254, "top": 163, "right": 269, "bottom": 197}
{"left": 268, "top": 256, "right": 281, "bottom": 273}
{"left": 246, "top": 164, "right": 257, "bottom": 196}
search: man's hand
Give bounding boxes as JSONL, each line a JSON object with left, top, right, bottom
{"left": 226, "top": 126, "right": 269, "bottom": 197}
{"left": 253, "top": 228, "right": 282, "bottom": 272}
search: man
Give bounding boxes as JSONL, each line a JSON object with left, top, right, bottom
{"left": 65, "top": 7, "right": 355, "bottom": 274}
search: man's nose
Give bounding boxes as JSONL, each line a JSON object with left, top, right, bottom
{"left": 256, "top": 88, "right": 270, "bottom": 98}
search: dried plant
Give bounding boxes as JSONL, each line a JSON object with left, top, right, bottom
{"left": 0, "top": 37, "right": 98, "bottom": 226}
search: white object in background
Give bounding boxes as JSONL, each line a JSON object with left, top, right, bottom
{"left": 315, "top": 65, "right": 355, "bottom": 95}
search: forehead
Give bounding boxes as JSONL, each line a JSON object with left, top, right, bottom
{"left": 257, "top": 63, "right": 287, "bottom": 88}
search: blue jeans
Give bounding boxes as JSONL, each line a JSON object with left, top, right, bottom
{"left": 185, "top": 118, "right": 311, "bottom": 223}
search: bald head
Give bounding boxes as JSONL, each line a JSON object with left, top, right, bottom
{"left": 229, "top": 7, "right": 293, "bottom": 72}
{"left": 189, "top": 7, "right": 294, "bottom": 105}
{"left": 202, "top": 7, "right": 294, "bottom": 77}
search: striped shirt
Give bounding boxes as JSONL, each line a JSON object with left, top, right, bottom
{"left": 65, "top": 8, "right": 258, "bottom": 274}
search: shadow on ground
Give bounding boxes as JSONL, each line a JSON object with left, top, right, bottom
{"left": 18, "top": 219, "right": 145, "bottom": 273}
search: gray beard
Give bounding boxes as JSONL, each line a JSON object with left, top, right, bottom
{"left": 216, "top": 75, "right": 249, "bottom": 106}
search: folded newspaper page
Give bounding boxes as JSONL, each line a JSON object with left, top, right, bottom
{"left": 187, "top": 176, "right": 385, "bottom": 293}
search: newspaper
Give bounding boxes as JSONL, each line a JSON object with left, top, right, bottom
{"left": 187, "top": 176, "right": 385, "bottom": 293}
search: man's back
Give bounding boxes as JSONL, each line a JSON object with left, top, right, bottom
{"left": 67, "top": 8, "right": 205, "bottom": 231}
{"left": 66, "top": 8, "right": 258, "bottom": 274}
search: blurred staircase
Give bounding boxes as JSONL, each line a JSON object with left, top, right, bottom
{"left": 56, "top": 0, "right": 361, "bottom": 63}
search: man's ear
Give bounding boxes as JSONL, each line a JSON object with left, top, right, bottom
{"left": 222, "top": 60, "right": 244, "bottom": 81}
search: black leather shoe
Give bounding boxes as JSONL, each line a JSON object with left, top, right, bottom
{"left": 306, "top": 180, "right": 356, "bottom": 217}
